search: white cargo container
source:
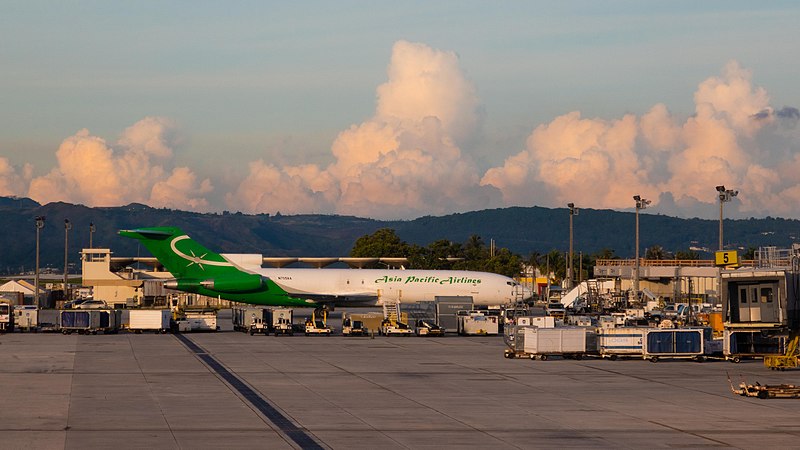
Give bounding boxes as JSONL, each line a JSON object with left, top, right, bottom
{"left": 523, "top": 327, "right": 597, "bottom": 360}
{"left": 184, "top": 310, "right": 218, "bottom": 331}
{"left": 517, "top": 316, "right": 555, "bottom": 328}
{"left": 14, "top": 305, "right": 38, "bottom": 331}
{"left": 599, "top": 327, "right": 645, "bottom": 360}
{"left": 457, "top": 311, "right": 499, "bottom": 335}
{"left": 128, "top": 309, "right": 171, "bottom": 333}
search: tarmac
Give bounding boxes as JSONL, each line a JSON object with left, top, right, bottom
{"left": 3, "top": 327, "right": 800, "bottom": 449}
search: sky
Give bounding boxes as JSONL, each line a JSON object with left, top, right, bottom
{"left": 1, "top": 1, "right": 800, "bottom": 220}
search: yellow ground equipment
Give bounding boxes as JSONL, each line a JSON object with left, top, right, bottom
{"left": 763, "top": 336, "right": 799, "bottom": 371}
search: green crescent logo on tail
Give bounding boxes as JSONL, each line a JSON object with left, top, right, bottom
{"left": 119, "top": 227, "right": 317, "bottom": 308}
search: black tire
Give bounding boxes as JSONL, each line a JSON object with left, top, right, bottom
{"left": 609, "top": 354, "right": 618, "bottom": 361}
{"left": 540, "top": 355, "right": 548, "bottom": 361}
{"left": 732, "top": 356, "right": 741, "bottom": 364}
{"left": 757, "top": 390, "right": 769, "bottom": 399}
{"left": 650, "top": 356, "right": 659, "bottom": 363}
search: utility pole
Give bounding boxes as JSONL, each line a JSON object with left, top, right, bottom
{"left": 633, "top": 195, "right": 650, "bottom": 296}
{"left": 64, "top": 219, "right": 72, "bottom": 301}
{"left": 567, "top": 203, "right": 578, "bottom": 290}
{"left": 716, "top": 185, "right": 738, "bottom": 250}
{"left": 34, "top": 216, "right": 45, "bottom": 307}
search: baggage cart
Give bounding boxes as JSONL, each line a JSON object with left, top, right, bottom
{"left": 523, "top": 327, "right": 598, "bottom": 360}
{"left": 59, "top": 309, "right": 119, "bottom": 334}
{"left": 13, "top": 306, "right": 38, "bottom": 332}
{"left": 598, "top": 327, "right": 645, "bottom": 360}
{"left": 128, "top": 309, "right": 171, "bottom": 333}
{"left": 724, "top": 330, "right": 787, "bottom": 363}
{"left": 642, "top": 328, "right": 704, "bottom": 362}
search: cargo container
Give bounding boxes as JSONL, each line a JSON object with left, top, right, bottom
{"left": 232, "top": 306, "right": 269, "bottom": 332}
{"left": 435, "top": 296, "right": 473, "bottom": 332}
{"left": 59, "top": 309, "right": 119, "bottom": 334}
{"left": 642, "top": 328, "right": 704, "bottom": 362}
{"left": 516, "top": 316, "right": 555, "bottom": 328}
{"left": 183, "top": 310, "right": 218, "bottom": 331}
{"left": 37, "top": 309, "right": 59, "bottom": 332}
{"left": 13, "top": 305, "right": 38, "bottom": 331}
{"left": 598, "top": 327, "right": 645, "bottom": 360}
{"left": 347, "top": 312, "right": 385, "bottom": 334}
{"left": 457, "top": 311, "right": 499, "bottom": 335}
{"left": 271, "top": 308, "right": 293, "bottom": 335}
{"left": 723, "top": 330, "right": 787, "bottom": 363}
{"left": 128, "top": 309, "right": 171, "bottom": 333}
{"left": 522, "top": 327, "right": 597, "bottom": 360}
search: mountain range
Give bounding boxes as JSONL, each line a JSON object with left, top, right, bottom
{"left": 1, "top": 196, "right": 798, "bottom": 274}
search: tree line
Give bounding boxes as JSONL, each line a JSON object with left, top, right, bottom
{"left": 350, "top": 228, "right": 719, "bottom": 282}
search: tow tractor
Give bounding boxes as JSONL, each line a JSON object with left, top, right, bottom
{"left": 342, "top": 314, "right": 366, "bottom": 336}
{"left": 305, "top": 309, "right": 332, "bottom": 336}
{"left": 415, "top": 319, "right": 445, "bottom": 336}
{"left": 249, "top": 315, "right": 270, "bottom": 335}
{"left": 380, "top": 318, "right": 414, "bottom": 336}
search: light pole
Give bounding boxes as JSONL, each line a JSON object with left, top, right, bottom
{"left": 64, "top": 219, "right": 72, "bottom": 301}
{"left": 567, "top": 203, "right": 578, "bottom": 290}
{"left": 34, "top": 216, "right": 45, "bottom": 307}
{"left": 716, "top": 185, "right": 738, "bottom": 250}
{"left": 633, "top": 195, "right": 650, "bottom": 296}
{"left": 89, "top": 222, "right": 96, "bottom": 248}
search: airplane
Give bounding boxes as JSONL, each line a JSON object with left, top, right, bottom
{"left": 119, "top": 226, "right": 531, "bottom": 309}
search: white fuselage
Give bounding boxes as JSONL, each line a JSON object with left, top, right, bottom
{"left": 256, "top": 267, "right": 524, "bottom": 307}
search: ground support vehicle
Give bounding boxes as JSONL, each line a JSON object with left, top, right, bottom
{"left": 503, "top": 324, "right": 530, "bottom": 358}
{"left": 342, "top": 315, "right": 366, "bottom": 336}
{"left": 305, "top": 310, "right": 332, "bottom": 336}
{"left": 272, "top": 308, "right": 293, "bottom": 336}
{"left": 13, "top": 306, "right": 38, "bottom": 332}
{"left": 128, "top": 309, "right": 171, "bottom": 333}
{"left": 59, "top": 309, "right": 119, "bottom": 335}
{"left": 642, "top": 328, "right": 704, "bottom": 362}
{"left": 522, "top": 326, "right": 598, "bottom": 360}
{"left": 763, "top": 336, "right": 799, "bottom": 371}
{"left": 598, "top": 328, "right": 645, "bottom": 360}
{"left": 724, "top": 330, "right": 787, "bottom": 363}
{"left": 415, "top": 319, "right": 444, "bottom": 336}
{"left": 232, "top": 306, "right": 269, "bottom": 333}
{"left": 0, "top": 301, "right": 13, "bottom": 333}
{"left": 380, "top": 319, "right": 413, "bottom": 336}
{"left": 729, "top": 374, "right": 800, "bottom": 399}
{"left": 249, "top": 317, "right": 270, "bottom": 335}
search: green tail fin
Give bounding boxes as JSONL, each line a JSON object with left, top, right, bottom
{"left": 119, "top": 227, "right": 240, "bottom": 279}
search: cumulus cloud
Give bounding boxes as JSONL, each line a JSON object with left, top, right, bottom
{"left": 26, "top": 117, "right": 213, "bottom": 211}
{"left": 228, "top": 40, "right": 498, "bottom": 219}
{"left": 483, "top": 60, "right": 800, "bottom": 219}
{"left": 0, "top": 158, "right": 31, "bottom": 197}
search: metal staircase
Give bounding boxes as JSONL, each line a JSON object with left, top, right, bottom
{"left": 382, "top": 301, "right": 400, "bottom": 325}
